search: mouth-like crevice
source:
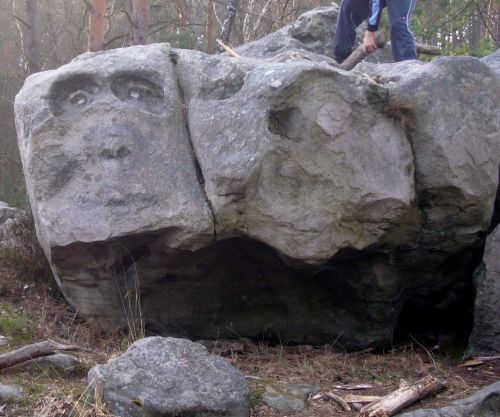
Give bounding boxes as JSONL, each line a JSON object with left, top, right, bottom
{"left": 169, "top": 50, "right": 217, "bottom": 242}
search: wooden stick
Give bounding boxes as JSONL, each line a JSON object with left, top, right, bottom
{"left": 345, "top": 394, "right": 383, "bottom": 404}
{"left": 216, "top": 39, "right": 241, "bottom": 59}
{"left": 0, "top": 340, "right": 80, "bottom": 370}
{"left": 416, "top": 43, "right": 441, "bottom": 55}
{"left": 339, "top": 31, "right": 386, "bottom": 71}
{"left": 358, "top": 375, "right": 448, "bottom": 417}
{"left": 326, "top": 391, "right": 352, "bottom": 411}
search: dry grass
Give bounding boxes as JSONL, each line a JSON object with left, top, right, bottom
{"left": 200, "top": 339, "right": 500, "bottom": 417}
{"left": 0, "top": 211, "right": 52, "bottom": 292}
{"left": 0, "top": 213, "right": 498, "bottom": 416}
{"left": 1, "top": 282, "right": 499, "bottom": 417}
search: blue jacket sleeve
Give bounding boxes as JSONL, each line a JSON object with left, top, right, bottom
{"left": 367, "top": 0, "right": 382, "bottom": 32}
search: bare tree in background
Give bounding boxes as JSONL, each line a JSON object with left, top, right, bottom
{"left": 26, "top": 0, "right": 40, "bottom": 73}
{"left": 206, "top": 0, "right": 215, "bottom": 53}
{"left": 88, "top": 0, "right": 107, "bottom": 51}
{"left": 13, "top": 0, "right": 40, "bottom": 74}
{"left": 220, "top": 0, "right": 238, "bottom": 45}
{"left": 131, "top": 0, "right": 150, "bottom": 45}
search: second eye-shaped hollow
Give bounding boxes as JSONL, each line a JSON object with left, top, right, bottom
{"left": 111, "top": 75, "right": 166, "bottom": 115}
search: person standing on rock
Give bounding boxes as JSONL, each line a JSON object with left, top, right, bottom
{"left": 333, "top": 0, "right": 417, "bottom": 63}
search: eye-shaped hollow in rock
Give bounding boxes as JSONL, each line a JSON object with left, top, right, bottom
{"left": 111, "top": 75, "right": 166, "bottom": 115}
{"left": 49, "top": 75, "right": 100, "bottom": 119}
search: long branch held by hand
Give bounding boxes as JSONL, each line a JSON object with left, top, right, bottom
{"left": 339, "top": 31, "right": 386, "bottom": 71}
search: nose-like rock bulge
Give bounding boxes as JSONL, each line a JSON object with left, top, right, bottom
{"left": 15, "top": 37, "right": 500, "bottom": 349}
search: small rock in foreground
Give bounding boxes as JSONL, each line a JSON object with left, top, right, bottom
{"left": 88, "top": 337, "right": 248, "bottom": 417}
{"left": 0, "top": 384, "right": 22, "bottom": 403}
{"left": 262, "top": 382, "right": 320, "bottom": 411}
{"left": 32, "top": 353, "right": 82, "bottom": 376}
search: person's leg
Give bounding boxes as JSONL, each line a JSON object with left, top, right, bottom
{"left": 333, "top": 0, "right": 370, "bottom": 63}
{"left": 387, "top": 0, "right": 417, "bottom": 61}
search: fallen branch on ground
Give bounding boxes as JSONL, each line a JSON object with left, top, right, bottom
{"left": 326, "top": 391, "right": 352, "bottom": 411}
{"left": 0, "top": 340, "right": 80, "bottom": 370}
{"left": 333, "top": 384, "right": 374, "bottom": 390}
{"left": 458, "top": 355, "right": 500, "bottom": 367}
{"left": 345, "top": 394, "right": 383, "bottom": 404}
{"left": 358, "top": 375, "right": 448, "bottom": 417}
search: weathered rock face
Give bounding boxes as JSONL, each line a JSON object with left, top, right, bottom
{"left": 15, "top": 16, "right": 500, "bottom": 348}
{"left": 467, "top": 224, "right": 500, "bottom": 356}
{"left": 481, "top": 48, "right": 500, "bottom": 76}
{"left": 235, "top": 5, "right": 392, "bottom": 64}
{"left": 88, "top": 337, "right": 248, "bottom": 417}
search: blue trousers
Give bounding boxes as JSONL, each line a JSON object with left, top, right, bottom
{"left": 333, "top": 0, "right": 417, "bottom": 63}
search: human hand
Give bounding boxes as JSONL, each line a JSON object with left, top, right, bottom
{"left": 363, "top": 31, "right": 377, "bottom": 54}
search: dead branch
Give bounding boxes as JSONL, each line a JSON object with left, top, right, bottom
{"left": 325, "top": 392, "right": 351, "bottom": 411}
{"left": 345, "top": 394, "right": 383, "bottom": 404}
{"left": 339, "top": 31, "right": 386, "bottom": 71}
{"left": 458, "top": 355, "right": 500, "bottom": 368}
{"left": 0, "top": 340, "right": 80, "bottom": 370}
{"left": 333, "top": 384, "right": 374, "bottom": 390}
{"left": 416, "top": 43, "right": 441, "bottom": 55}
{"left": 216, "top": 39, "right": 241, "bottom": 58}
{"left": 358, "top": 375, "right": 448, "bottom": 417}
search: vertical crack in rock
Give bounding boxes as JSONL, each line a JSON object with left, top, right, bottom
{"left": 169, "top": 51, "right": 217, "bottom": 241}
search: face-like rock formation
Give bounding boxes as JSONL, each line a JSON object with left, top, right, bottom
{"left": 15, "top": 35, "right": 500, "bottom": 348}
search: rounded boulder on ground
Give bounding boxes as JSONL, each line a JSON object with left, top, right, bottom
{"left": 88, "top": 337, "right": 249, "bottom": 417}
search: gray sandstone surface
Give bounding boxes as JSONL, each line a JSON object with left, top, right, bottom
{"left": 481, "top": 48, "right": 500, "bottom": 76}
{"left": 235, "top": 5, "right": 392, "bottom": 64}
{"left": 32, "top": 353, "right": 82, "bottom": 376}
{"left": 0, "top": 383, "right": 23, "bottom": 403}
{"left": 88, "top": 337, "right": 248, "bottom": 417}
{"left": 467, "top": 224, "right": 500, "bottom": 356}
{"left": 14, "top": 7, "right": 500, "bottom": 348}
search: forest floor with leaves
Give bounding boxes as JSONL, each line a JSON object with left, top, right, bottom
{"left": 0, "top": 272, "right": 498, "bottom": 417}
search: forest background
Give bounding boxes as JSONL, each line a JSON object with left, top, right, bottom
{"left": 1, "top": 0, "right": 499, "bottom": 208}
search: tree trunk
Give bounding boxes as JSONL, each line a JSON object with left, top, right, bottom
{"left": 220, "top": 0, "right": 239, "bottom": 45}
{"left": 469, "top": 12, "right": 480, "bottom": 51}
{"left": 26, "top": 0, "right": 39, "bottom": 73}
{"left": 206, "top": 0, "right": 215, "bottom": 53}
{"left": 88, "top": 0, "right": 106, "bottom": 51}
{"left": 131, "top": 0, "right": 150, "bottom": 45}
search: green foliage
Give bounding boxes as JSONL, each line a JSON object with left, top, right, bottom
{"left": 0, "top": 302, "right": 35, "bottom": 346}
{"left": 171, "top": 31, "right": 203, "bottom": 50}
{"left": 411, "top": 0, "right": 498, "bottom": 58}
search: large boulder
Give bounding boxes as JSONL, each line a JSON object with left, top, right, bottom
{"left": 235, "top": 5, "right": 393, "bottom": 63}
{"left": 15, "top": 43, "right": 500, "bottom": 347}
{"left": 467, "top": 224, "right": 500, "bottom": 356}
{"left": 88, "top": 337, "right": 248, "bottom": 417}
{"left": 481, "top": 48, "right": 500, "bottom": 76}
{"left": 235, "top": 5, "right": 341, "bottom": 59}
